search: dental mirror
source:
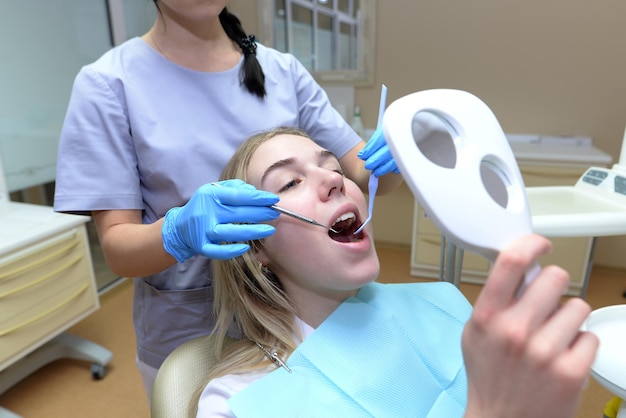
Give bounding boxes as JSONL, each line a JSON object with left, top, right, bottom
{"left": 383, "top": 89, "right": 539, "bottom": 293}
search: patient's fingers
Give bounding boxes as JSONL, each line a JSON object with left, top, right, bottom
{"left": 562, "top": 330, "right": 599, "bottom": 376}
{"left": 532, "top": 298, "right": 593, "bottom": 356}
{"left": 510, "top": 264, "right": 570, "bottom": 331}
{"left": 474, "top": 234, "right": 553, "bottom": 314}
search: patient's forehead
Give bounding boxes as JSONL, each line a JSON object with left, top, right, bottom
{"left": 258, "top": 134, "right": 320, "bottom": 157}
{"left": 248, "top": 134, "right": 325, "bottom": 184}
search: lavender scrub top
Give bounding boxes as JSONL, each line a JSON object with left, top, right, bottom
{"left": 53, "top": 38, "right": 362, "bottom": 368}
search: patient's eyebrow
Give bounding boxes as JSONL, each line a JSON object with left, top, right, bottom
{"left": 261, "top": 157, "right": 296, "bottom": 184}
{"left": 261, "top": 150, "right": 338, "bottom": 184}
{"left": 320, "top": 150, "right": 335, "bottom": 160}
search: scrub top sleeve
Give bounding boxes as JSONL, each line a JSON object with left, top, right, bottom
{"left": 54, "top": 67, "right": 143, "bottom": 213}
{"left": 289, "top": 58, "right": 360, "bottom": 159}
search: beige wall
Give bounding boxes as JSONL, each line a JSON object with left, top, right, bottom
{"left": 232, "top": 1, "right": 626, "bottom": 268}
{"left": 372, "top": 1, "right": 626, "bottom": 159}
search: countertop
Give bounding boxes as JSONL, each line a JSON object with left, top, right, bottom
{"left": 0, "top": 202, "right": 91, "bottom": 254}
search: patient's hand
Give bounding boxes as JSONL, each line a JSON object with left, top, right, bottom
{"left": 462, "top": 234, "right": 598, "bottom": 418}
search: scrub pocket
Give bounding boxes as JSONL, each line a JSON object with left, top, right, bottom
{"left": 134, "top": 279, "right": 216, "bottom": 369}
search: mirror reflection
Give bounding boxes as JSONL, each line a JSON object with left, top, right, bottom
{"left": 480, "top": 159, "right": 510, "bottom": 209}
{"left": 411, "top": 110, "right": 457, "bottom": 169}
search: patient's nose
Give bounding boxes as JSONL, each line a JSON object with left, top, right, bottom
{"left": 318, "top": 169, "right": 345, "bottom": 200}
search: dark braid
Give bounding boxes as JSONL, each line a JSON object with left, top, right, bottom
{"left": 219, "top": 8, "right": 266, "bottom": 98}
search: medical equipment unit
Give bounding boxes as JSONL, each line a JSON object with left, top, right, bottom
{"left": 531, "top": 126, "right": 626, "bottom": 418}
{"left": 382, "top": 89, "right": 539, "bottom": 294}
{"left": 528, "top": 126, "right": 626, "bottom": 238}
{"left": 523, "top": 126, "right": 626, "bottom": 299}
{"left": 0, "top": 152, "right": 111, "bottom": 418}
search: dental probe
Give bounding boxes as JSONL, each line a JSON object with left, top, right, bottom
{"left": 209, "top": 182, "right": 339, "bottom": 233}
{"left": 271, "top": 205, "right": 340, "bottom": 234}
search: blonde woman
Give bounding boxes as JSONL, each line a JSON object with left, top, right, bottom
{"left": 54, "top": 2, "right": 402, "bottom": 401}
{"left": 197, "top": 127, "right": 598, "bottom": 417}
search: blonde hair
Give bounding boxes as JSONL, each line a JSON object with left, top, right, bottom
{"left": 207, "top": 127, "right": 312, "bottom": 380}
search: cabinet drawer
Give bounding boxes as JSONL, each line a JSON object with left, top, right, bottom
{"left": 0, "top": 228, "right": 98, "bottom": 369}
{"left": 412, "top": 234, "right": 491, "bottom": 274}
{"left": 0, "top": 229, "right": 84, "bottom": 294}
{"left": 414, "top": 205, "right": 441, "bottom": 236}
{"left": 538, "top": 236, "right": 591, "bottom": 290}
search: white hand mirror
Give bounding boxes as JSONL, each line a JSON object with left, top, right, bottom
{"left": 383, "top": 89, "right": 539, "bottom": 293}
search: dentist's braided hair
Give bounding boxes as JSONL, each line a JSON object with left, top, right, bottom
{"left": 152, "top": 2, "right": 266, "bottom": 97}
{"left": 219, "top": 8, "right": 266, "bottom": 98}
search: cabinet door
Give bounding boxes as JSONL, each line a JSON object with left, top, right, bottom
{"left": 411, "top": 205, "right": 491, "bottom": 282}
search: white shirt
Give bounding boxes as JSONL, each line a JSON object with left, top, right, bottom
{"left": 196, "top": 319, "right": 314, "bottom": 417}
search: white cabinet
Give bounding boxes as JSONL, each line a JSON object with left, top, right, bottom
{"left": 0, "top": 211, "right": 97, "bottom": 370}
{"left": 0, "top": 202, "right": 111, "bottom": 414}
{"left": 410, "top": 142, "right": 612, "bottom": 296}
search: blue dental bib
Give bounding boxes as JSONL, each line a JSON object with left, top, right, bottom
{"left": 229, "top": 282, "right": 472, "bottom": 417}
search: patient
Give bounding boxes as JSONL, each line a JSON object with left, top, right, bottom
{"left": 196, "top": 127, "right": 598, "bottom": 417}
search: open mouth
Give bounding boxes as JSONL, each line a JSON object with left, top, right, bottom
{"left": 328, "top": 212, "right": 364, "bottom": 242}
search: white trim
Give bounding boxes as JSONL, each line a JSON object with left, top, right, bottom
{"left": 0, "top": 152, "right": 8, "bottom": 206}
{"left": 107, "top": 0, "right": 127, "bottom": 46}
{"left": 257, "top": 0, "right": 275, "bottom": 46}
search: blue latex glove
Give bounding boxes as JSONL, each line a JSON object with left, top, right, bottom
{"left": 357, "top": 128, "right": 401, "bottom": 177}
{"left": 162, "top": 179, "right": 280, "bottom": 262}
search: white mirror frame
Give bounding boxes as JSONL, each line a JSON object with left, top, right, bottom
{"left": 256, "top": 0, "right": 376, "bottom": 86}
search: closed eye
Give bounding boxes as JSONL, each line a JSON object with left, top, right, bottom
{"left": 279, "top": 168, "right": 342, "bottom": 193}
{"left": 279, "top": 178, "right": 301, "bottom": 193}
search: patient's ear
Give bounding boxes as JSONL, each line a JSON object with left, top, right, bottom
{"left": 253, "top": 245, "right": 270, "bottom": 267}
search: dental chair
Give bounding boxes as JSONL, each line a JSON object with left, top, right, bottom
{"left": 151, "top": 335, "right": 235, "bottom": 418}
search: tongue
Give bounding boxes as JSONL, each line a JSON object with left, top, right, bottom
{"left": 329, "top": 221, "right": 362, "bottom": 242}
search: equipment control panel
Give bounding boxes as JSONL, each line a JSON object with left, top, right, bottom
{"left": 576, "top": 166, "right": 626, "bottom": 199}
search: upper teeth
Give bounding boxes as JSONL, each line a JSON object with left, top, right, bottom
{"left": 332, "top": 212, "right": 356, "bottom": 227}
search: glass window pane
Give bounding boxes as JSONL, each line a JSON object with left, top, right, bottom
{"left": 339, "top": 21, "right": 357, "bottom": 70}
{"left": 353, "top": 0, "right": 360, "bottom": 18}
{"left": 274, "top": 0, "right": 287, "bottom": 51}
{"left": 291, "top": 5, "right": 314, "bottom": 70}
{"left": 338, "top": 0, "right": 350, "bottom": 14}
{"left": 0, "top": 0, "right": 111, "bottom": 191}
{"left": 317, "top": 13, "right": 334, "bottom": 71}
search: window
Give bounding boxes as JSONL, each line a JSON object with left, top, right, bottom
{"left": 258, "top": 0, "right": 376, "bottom": 85}
{"left": 0, "top": 0, "right": 155, "bottom": 291}
{"left": 0, "top": 0, "right": 154, "bottom": 193}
